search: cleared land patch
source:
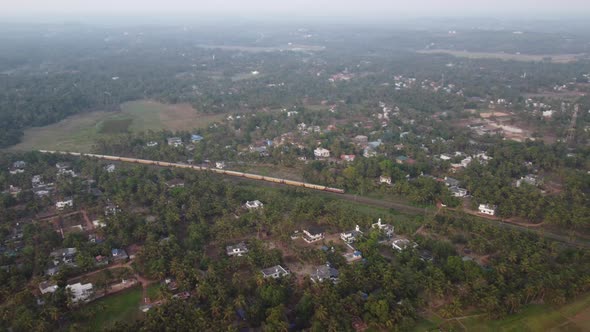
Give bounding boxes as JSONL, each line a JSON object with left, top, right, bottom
{"left": 7, "top": 100, "right": 226, "bottom": 153}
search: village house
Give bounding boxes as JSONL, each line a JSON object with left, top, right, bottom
{"left": 372, "top": 218, "right": 394, "bottom": 238}
{"left": 104, "top": 203, "right": 120, "bottom": 216}
{"left": 105, "top": 164, "right": 116, "bottom": 173}
{"left": 353, "top": 135, "right": 368, "bottom": 145}
{"left": 111, "top": 248, "right": 129, "bottom": 262}
{"left": 379, "top": 176, "right": 392, "bottom": 185}
{"left": 340, "top": 225, "right": 363, "bottom": 244}
{"left": 341, "top": 154, "right": 356, "bottom": 162}
{"left": 167, "top": 137, "right": 183, "bottom": 147}
{"left": 191, "top": 134, "right": 204, "bottom": 143}
{"left": 478, "top": 204, "right": 497, "bottom": 216}
{"left": 363, "top": 147, "right": 378, "bottom": 158}
{"left": 261, "top": 265, "right": 290, "bottom": 279}
{"left": 314, "top": 147, "right": 331, "bottom": 159}
{"left": 215, "top": 161, "right": 226, "bottom": 169}
{"left": 516, "top": 174, "right": 538, "bottom": 187}
{"left": 444, "top": 177, "right": 460, "bottom": 187}
{"left": 439, "top": 153, "right": 452, "bottom": 161}
{"left": 66, "top": 282, "right": 94, "bottom": 303}
{"left": 391, "top": 236, "right": 416, "bottom": 251}
{"left": 39, "top": 280, "right": 58, "bottom": 294}
{"left": 226, "top": 242, "right": 249, "bottom": 256}
{"left": 303, "top": 227, "right": 325, "bottom": 243}
{"left": 396, "top": 155, "right": 415, "bottom": 165}
{"left": 146, "top": 141, "right": 159, "bottom": 147}
{"left": 310, "top": 263, "right": 339, "bottom": 283}
{"left": 244, "top": 200, "right": 263, "bottom": 210}
{"left": 343, "top": 250, "right": 363, "bottom": 263}
{"left": 56, "top": 198, "right": 73, "bottom": 210}
{"left": 449, "top": 186, "right": 468, "bottom": 197}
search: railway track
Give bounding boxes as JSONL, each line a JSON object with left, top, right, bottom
{"left": 38, "top": 150, "right": 345, "bottom": 194}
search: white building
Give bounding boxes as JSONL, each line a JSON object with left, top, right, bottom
{"left": 392, "top": 237, "right": 415, "bottom": 251}
{"left": 215, "top": 161, "right": 226, "bottom": 169}
{"left": 167, "top": 137, "right": 183, "bottom": 147}
{"left": 66, "top": 282, "right": 93, "bottom": 303}
{"left": 379, "top": 176, "right": 392, "bottom": 185}
{"left": 261, "top": 265, "right": 290, "bottom": 279}
{"left": 449, "top": 186, "right": 468, "bottom": 198}
{"left": 303, "top": 228, "right": 324, "bottom": 243}
{"left": 146, "top": 141, "right": 159, "bottom": 147}
{"left": 105, "top": 164, "right": 116, "bottom": 173}
{"left": 478, "top": 204, "right": 497, "bottom": 216}
{"left": 372, "top": 218, "right": 394, "bottom": 238}
{"left": 245, "top": 200, "right": 263, "bottom": 210}
{"left": 226, "top": 242, "right": 249, "bottom": 256}
{"left": 340, "top": 225, "right": 363, "bottom": 244}
{"left": 56, "top": 199, "right": 74, "bottom": 210}
{"left": 39, "top": 281, "right": 58, "bottom": 294}
{"left": 314, "top": 148, "right": 331, "bottom": 159}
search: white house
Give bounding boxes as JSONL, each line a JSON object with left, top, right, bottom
{"left": 439, "top": 154, "right": 452, "bottom": 161}
{"left": 245, "top": 200, "right": 263, "bottom": 210}
{"left": 39, "top": 281, "right": 58, "bottom": 294}
{"left": 478, "top": 204, "right": 497, "bottom": 216}
{"left": 372, "top": 218, "right": 394, "bottom": 238}
{"left": 226, "top": 242, "right": 249, "bottom": 256}
{"left": 449, "top": 186, "right": 468, "bottom": 197}
{"left": 56, "top": 199, "right": 73, "bottom": 210}
{"left": 215, "top": 161, "right": 226, "bottom": 169}
{"left": 314, "top": 148, "right": 331, "bottom": 159}
{"left": 146, "top": 141, "right": 159, "bottom": 147}
{"left": 340, "top": 225, "right": 363, "bottom": 244}
{"left": 379, "top": 176, "right": 392, "bottom": 185}
{"left": 167, "top": 137, "right": 183, "bottom": 147}
{"left": 261, "top": 265, "right": 290, "bottom": 279}
{"left": 303, "top": 227, "right": 324, "bottom": 243}
{"left": 66, "top": 282, "right": 93, "bottom": 303}
{"left": 105, "top": 164, "right": 116, "bottom": 173}
{"left": 392, "top": 237, "right": 415, "bottom": 251}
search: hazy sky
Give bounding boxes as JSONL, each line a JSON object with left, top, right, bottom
{"left": 2, "top": 0, "right": 589, "bottom": 18}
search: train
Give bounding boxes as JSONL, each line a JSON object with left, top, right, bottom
{"left": 38, "top": 150, "right": 345, "bottom": 194}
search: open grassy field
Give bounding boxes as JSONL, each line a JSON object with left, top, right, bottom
{"left": 417, "top": 49, "right": 585, "bottom": 63}
{"left": 415, "top": 292, "right": 590, "bottom": 331}
{"left": 7, "top": 100, "right": 226, "bottom": 153}
{"left": 80, "top": 286, "right": 144, "bottom": 331}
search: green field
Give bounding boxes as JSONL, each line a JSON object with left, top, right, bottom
{"left": 7, "top": 100, "right": 226, "bottom": 153}
{"left": 79, "top": 286, "right": 144, "bottom": 331}
{"left": 415, "top": 293, "right": 590, "bottom": 331}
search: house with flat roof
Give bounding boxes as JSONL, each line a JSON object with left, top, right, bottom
{"left": 261, "top": 265, "right": 290, "bottom": 279}
{"left": 310, "top": 263, "right": 339, "bottom": 283}
{"left": 449, "top": 186, "right": 468, "bottom": 197}
{"left": 191, "top": 134, "right": 204, "bottom": 143}
{"left": 39, "top": 281, "right": 58, "bottom": 294}
{"left": 111, "top": 248, "right": 128, "bottom": 262}
{"left": 226, "top": 242, "right": 249, "bottom": 256}
{"left": 314, "top": 148, "right": 330, "bottom": 159}
{"left": 66, "top": 282, "right": 93, "bottom": 303}
{"left": 56, "top": 199, "right": 73, "bottom": 210}
{"left": 303, "top": 227, "right": 324, "bottom": 243}
{"left": 379, "top": 176, "right": 392, "bottom": 185}
{"left": 167, "top": 137, "right": 183, "bottom": 147}
{"left": 372, "top": 218, "right": 394, "bottom": 238}
{"left": 340, "top": 225, "right": 363, "bottom": 244}
{"left": 244, "top": 200, "right": 263, "bottom": 210}
{"left": 391, "top": 236, "right": 416, "bottom": 251}
{"left": 478, "top": 204, "right": 497, "bottom": 216}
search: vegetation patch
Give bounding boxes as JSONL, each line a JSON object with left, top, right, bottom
{"left": 97, "top": 118, "right": 133, "bottom": 134}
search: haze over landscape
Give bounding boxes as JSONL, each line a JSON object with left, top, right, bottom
{"left": 3, "top": 0, "right": 590, "bottom": 18}
{"left": 0, "top": 1, "right": 589, "bottom": 331}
